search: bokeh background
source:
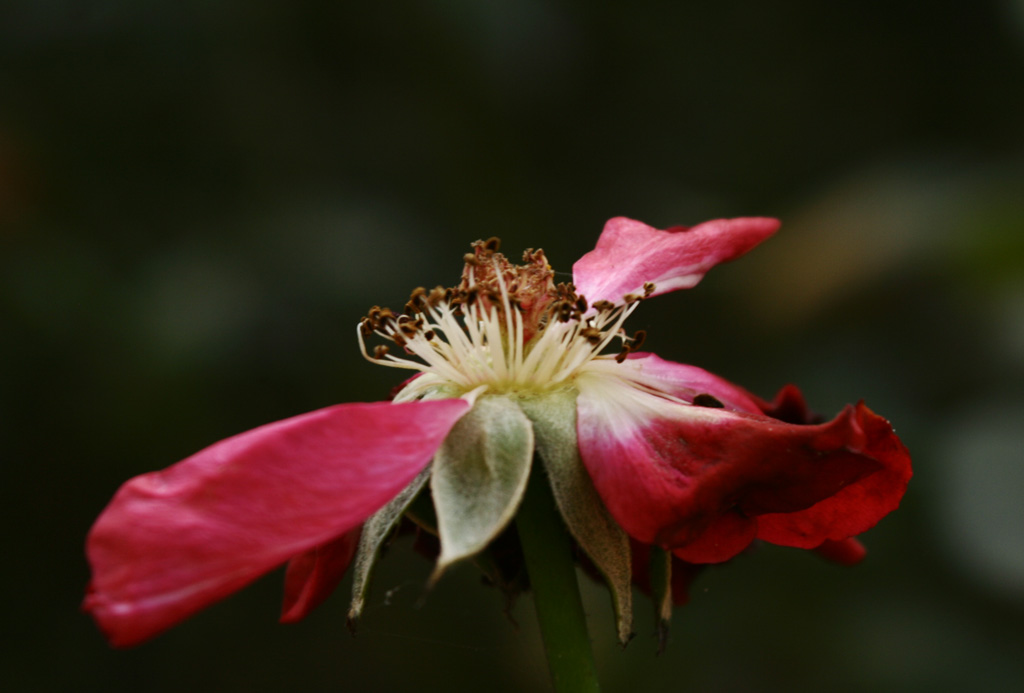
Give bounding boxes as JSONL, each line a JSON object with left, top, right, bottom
{"left": 3, "top": 1, "right": 1024, "bottom": 691}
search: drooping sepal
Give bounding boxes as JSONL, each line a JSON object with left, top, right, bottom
{"left": 347, "top": 466, "right": 432, "bottom": 629}
{"left": 517, "top": 389, "right": 634, "bottom": 646}
{"left": 430, "top": 395, "right": 534, "bottom": 579}
{"left": 648, "top": 546, "right": 673, "bottom": 654}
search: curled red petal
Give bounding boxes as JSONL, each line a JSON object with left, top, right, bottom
{"left": 754, "top": 402, "right": 911, "bottom": 548}
{"left": 280, "top": 528, "right": 361, "bottom": 624}
{"left": 572, "top": 216, "right": 779, "bottom": 305}
{"left": 84, "top": 398, "right": 469, "bottom": 647}
{"left": 575, "top": 370, "right": 909, "bottom": 563}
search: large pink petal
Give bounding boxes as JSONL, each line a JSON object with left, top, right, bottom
{"left": 572, "top": 216, "right": 780, "bottom": 305}
{"left": 575, "top": 371, "right": 907, "bottom": 563}
{"left": 280, "top": 528, "right": 361, "bottom": 623}
{"left": 84, "top": 398, "right": 470, "bottom": 647}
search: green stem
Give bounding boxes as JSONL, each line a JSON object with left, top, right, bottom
{"left": 516, "top": 463, "right": 601, "bottom": 693}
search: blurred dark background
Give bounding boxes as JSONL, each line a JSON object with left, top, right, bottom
{"left": 3, "top": 1, "right": 1023, "bottom": 691}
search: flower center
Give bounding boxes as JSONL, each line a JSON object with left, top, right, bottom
{"left": 358, "top": 238, "right": 652, "bottom": 401}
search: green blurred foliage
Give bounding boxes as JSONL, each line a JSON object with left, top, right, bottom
{"left": 2, "top": 1, "right": 1023, "bottom": 691}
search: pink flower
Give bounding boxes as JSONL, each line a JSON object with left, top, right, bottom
{"left": 84, "top": 216, "right": 911, "bottom": 647}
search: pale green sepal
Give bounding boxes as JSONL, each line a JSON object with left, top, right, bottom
{"left": 347, "top": 465, "right": 432, "bottom": 630}
{"left": 517, "top": 388, "right": 635, "bottom": 646}
{"left": 430, "top": 394, "right": 534, "bottom": 582}
{"left": 649, "top": 545, "right": 673, "bottom": 654}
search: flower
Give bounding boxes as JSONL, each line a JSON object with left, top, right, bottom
{"left": 84, "top": 216, "right": 911, "bottom": 647}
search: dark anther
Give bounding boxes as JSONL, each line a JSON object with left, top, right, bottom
{"left": 643, "top": 282, "right": 656, "bottom": 297}
{"left": 631, "top": 330, "right": 647, "bottom": 350}
{"left": 423, "top": 329, "right": 436, "bottom": 341}
{"left": 575, "top": 296, "right": 588, "bottom": 313}
{"left": 484, "top": 237, "right": 501, "bottom": 252}
{"left": 592, "top": 300, "right": 615, "bottom": 312}
{"left": 373, "top": 345, "right": 390, "bottom": 359}
{"left": 581, "top": 326, "right": 602, "bottom": 344}
{"left": 693, "top": 393, "right": 725, "bottom": 408}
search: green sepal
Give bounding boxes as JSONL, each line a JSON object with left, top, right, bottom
{"left": 347, "top": 465, "right": 432, "bottom": 630}
{"left": 649, "top": 545, "right": 673, "bottom": 654}
{"left": 517, "top": 388, "right": 635, "bottom": 646}
{"left": 430, "top": 394, "right": 534, "bottom": 581}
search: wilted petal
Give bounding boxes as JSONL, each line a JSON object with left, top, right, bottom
{"left": 754, "top": 402, "right": 911, "bottom": 548}
{"left": 84, "top": 398, "right": 470, "bottom": 647}
{"left": 575, "top": 369, "right": 905, "bottom": 563}
{"left": 572, "top": 216, "right": 779, "bottom": 305}
{"left": 280, "top": 528, "right": 361, "bottom": 623}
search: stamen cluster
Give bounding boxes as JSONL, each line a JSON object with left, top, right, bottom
{"left": 358, "top": 238, "right": 653, "bottom": 399}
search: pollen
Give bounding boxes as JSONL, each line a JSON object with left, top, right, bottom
{"left": 358, "top": 239, "right": 651, "bottom": 401}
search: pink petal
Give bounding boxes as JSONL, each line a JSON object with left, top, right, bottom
{"left": 575, "top": 372, "right": 907, "bottom": 563}
{"left": 280, "top": 528, "right": 361, "bottom": 623}
{"left": 617, "top": 352, "right": 764, "bottom": 414}
{"left": 572, "top": 216, "right": 780, "bottom": 305}
{"left": 84, "top": 398, "right": 469, "bottom": 647}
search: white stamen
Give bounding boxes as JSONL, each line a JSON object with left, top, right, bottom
{"left": 358, "top": 252, "right": 647, "bottom": 397}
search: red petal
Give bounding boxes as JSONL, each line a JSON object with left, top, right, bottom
{"left": 576, "top": 372, "right": 908, "bottom": 563}
{"left": 813, "top": 537, "right": 868, "bottom": 566}
{"left": 572, "top": 216, "right": 779, "bottom": 305}
{"left": 753, "top": 383, "right": 825, "bottom": 424}
{"left": 754, "top": 402, "right": 911, "bottom": 548}
{"left": 670, "top": 510, "right": 757, "bottom": 564}
{"left": 280, "top": 528, "right": 361, "bottom": 623}
{"left": 84, "top": 398, "right": 469, "bottom": 647}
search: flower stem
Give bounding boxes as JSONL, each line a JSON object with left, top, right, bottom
{"left": 516, "top": 463, "right": 601, "bottom": 693}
